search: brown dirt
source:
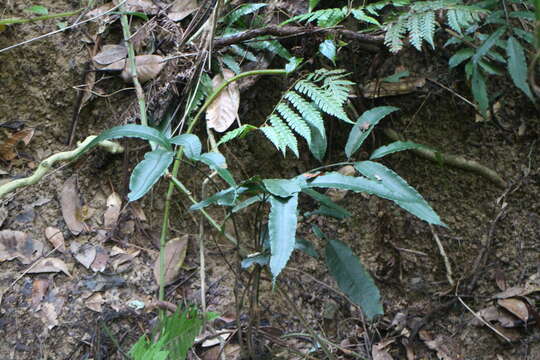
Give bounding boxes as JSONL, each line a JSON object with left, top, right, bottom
{"left": 0, "top": 1, "right": 539, "bottom": 359}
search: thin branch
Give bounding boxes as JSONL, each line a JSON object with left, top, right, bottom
{"left": 213, "top": 25, "right": 384, "bottom": 52}
{"left": 0, "top": 137, "right": 123, "bottom": 198}
{"left": 383, "top": 128, "right": 507, "bottom": 188}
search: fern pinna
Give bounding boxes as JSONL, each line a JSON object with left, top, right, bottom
{"left": 260, "top": 69, "right": 353, "bottom": 160}
{"left": 384, "top": 0, "right": 485, "bottom": 52}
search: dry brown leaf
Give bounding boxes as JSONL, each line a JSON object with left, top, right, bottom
{"left": 31, "top": 278, "right": 49, "bottom": 309}
{"left": 206, "top": 70, "right": 240, "bottom": 133}
{"left": 497, "top": 298, "right": 529, "bottom": 323}
{"left": 0, "top": 230, "right": 43, "bottom": 264}
{"left": 493, "top": 286, "right": 526, "bottom": 299}
{"left": 0, "top": 128, "right": 35, "bottom": 161}
{"left": 71, "top": 242, "right": 97, "bottom": 269}
{"left": 111, "top": 249, "right": 140, "bottom": 271}
{"left": 419, "top": 330, "right": 463, "bottom": 360}
{"left": 202, "top": 343, "right": 241, "bottom": 360}
{"left": 372, "top": 342, "right": 394, "bottom": 360}
{"left": 120, "top": 54, "right": 165, "bottom": 83}
{"left": 472, "top": 306, "right": 521, "bottom": 328}
{"left": 85, "top": 2, "right": 114, "bottom": 18}
{"left": 130, "top": 203, "right": 147, "bottom": 221}
{"left": 110, "top": 246, "right": 127, "bottom": 256}
{"left": 0, "top": 205, "right": 7, "bottom": 227}
{"left": 85, "top": 292, "right": 105, "bottom": 312}
{"left": 93, "top": 44, "right": 127, "bottom": 66}
{"left": 28, "top": 258, "right": 71, "bottom": 276}
{"left": 153, "top": 236, "right": 189, "bottom": 286}
{"left": 44, "top": 227, "right": 66, "bottom": 253}
{"left": 168, "top": 0, "right": 199, "bottom": 21}
{"left": 125, "top": 0, "right": 158, "bottom": 14}
{"left": 36, "top": 288, "right": 65, "bottom": 330}
{"left": 60, "top": 176, "right": 89, "bottom": 235}
{"left": 91, "top": 246, "right": 109, "bottom": 272}
{"left": 104, "top": 191, "right": 122, "bottom": 229}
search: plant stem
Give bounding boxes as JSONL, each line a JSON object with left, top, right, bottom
{"left": 119, "top": 9, "right": 147, "bottom": 126}
{"left": 0, "top": 137, "right": 122, "bottom": 199}
{"left": 157, "top": 68, "right": 287, "bottom": 311}
{"left": 0, "top": 9, "right": 82, "bottom": 25}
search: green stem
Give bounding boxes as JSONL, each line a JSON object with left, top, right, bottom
{"left": 0, "top": 9, "right": 82, "bottom": 25}
{"left": 157, "top": 69, "right": 287, "bottom": 307}
{"left": 119, "top": 10, "right": 147, "bottom": 126}
{"left": 168, "top": 175, "right": 239, "bottom": 246}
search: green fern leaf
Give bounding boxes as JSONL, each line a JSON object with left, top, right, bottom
{"left": 385, "top": 17, "right": 407, "bottom": 53}
{"left": 260, "top": 126, "right": 285, "bottom": 154}
{"left": 269, "top": 114, "right": 299, "bottom": 157}
{"left": 407, "top": 14, "right": 423, "bottom": 50}
{"left": 420, "top": 11, "right": 436, "bottom": 48}
{"left": 276, "top": 103, "right": 312, "bottom": 143}
{"left": 295, "top": 80, "right": 350, "bottom": 122}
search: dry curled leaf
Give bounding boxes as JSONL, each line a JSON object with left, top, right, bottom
{"left": 419, "top": 330, "right": 463, "bottom": 360}
{"left": 153, "top": 236, "right": 189, "bottom": 286}
{"left": 91, "top": 246, "right": 109, "bottom": 272}
{"left": 0, "top": 230, "right": 43, "bottom": 264}
{"left": 497, "top": 298, "right": 529, "bottom": 323}
{"left": 85, "top": 292, "right": 105, "bottom": 312}
{"left": 0, "top": 127, "right": 35, "bottom": 161}
{"left": 119, "top": 54, "right": 165, "bottom": 83}
{"left": 125, "top": 0, "right": 158, "bottom": 14}
{"left": 31, "top": 278, "right": 49, "bottom": 309}
{"left": 92, "top": 44, "right": 127, "bottom": 66}
{"left": 44, "top": 227, "right": 66, "bottom": 253}
{"left": 71, "top": 242, "right": 97, "bottom": 269}
{"left": 206, "top": 70, "right": 240, "bottom": 133}
{"left": 168, "top": 0, "right": 199, "bottom": 21}
{"left": 111, "top": 249, "right": 140, "bottom": 272}
{"left": 372, "top": 342, "right": 394, "bottom": 360}
{"left": 28, "top": 258, "right": 71, "bottom": 276}
{"left": 103, "top": 191, "right": 122, "bottom": 229}
{"left": 60, "top": 176, "right": 89, "bottom": 235}
{"left": 36, "top": 288, "right": 65, "bottom": 330}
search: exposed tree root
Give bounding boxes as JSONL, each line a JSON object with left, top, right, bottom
{"left": 0, "top": 136, "right": 123, "bottom": 199}
{"left": 383, "top": 128, "right": 507, "bottom": 188}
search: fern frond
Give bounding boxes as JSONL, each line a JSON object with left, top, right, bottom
{"left": 281, "top": 7, "right": 346, "bottom": 27}
{"left": 260, "top": 70, "right": 352, "bottom": 158}
{"left": 295, "top": 80, "right": 349, "bottom": 122}
{"left": 260, "top": 126, "right": 285, "bottom": 154}
{"left": 385, "top": 17, "right": 407, "bottom": 53}
{"left": 420, "top": 10, "right": 436, "bottom": 48}
{"left": 284, "top": 91, "right": 325, "bottom": 133}
{"left": 407, "top": 14, "right": 423, "bottom": 50}
{"left": 269, "top": 114, "right": 299, "bottom": 156}
{"left": 276, "top": 103, "right": 311, "bottom": 143}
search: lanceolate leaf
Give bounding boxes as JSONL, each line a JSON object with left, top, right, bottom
{"left": 507, "top": 36, "right": 534, "bottom": 101}
{"left": 354, "top": 161, "right": 444, "bottom": 225}
{"left": 326, "top": 239, "right": 383, "bottom": 320}
{"left": 306, "top": 172, "right": 413, "bottom": 202}
{"left": 370, "top": 141, "right": 430, "bottom": 160}
{"left": 169, "top": 134, "right": 202, "bottom": 160}
{"left": 472, "top": 26, "right": 506, "bottom": 64}
{"left": 80, "top": 124, "right": 172, "bottom": 156}
{"left": 302, "top": 188, "right": 351, "bottom": 218}
{"left": 263, "top": 179, "right": 301, "bottom": 197}
{"left": 319, "top": 39, "right": 337, "bottom": 64}
{"left": 224, "top": 3, "right": 267, "bottom": 25}
{"left": 268, "top": 194, "right": 299, "bottom": 280}
{"left": 198, "top": 152, "right": 236, "bottom": 186}
{"left": 129, "top": 150, "right": 174, "bottom": 202}
{"left": 190, "top": 187, "right": 240, "bottom": 211}
{"left": 471, "top": 65, "right": 489, "bottom": 115}
{"left": 345, "top": 106, "right": 399, "bottom": 159}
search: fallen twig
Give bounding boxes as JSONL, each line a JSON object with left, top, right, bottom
{"left": 213, "top": 25, "right": 384, "bottom": 52}
{"left": 383, "top": 128, "right": 507, "bottom": 188}
{"left": 0, "top": 136, "right": 123, "bottom": 198}
{"left": 430, "top": 225, "right": 455, "bottom": 286}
